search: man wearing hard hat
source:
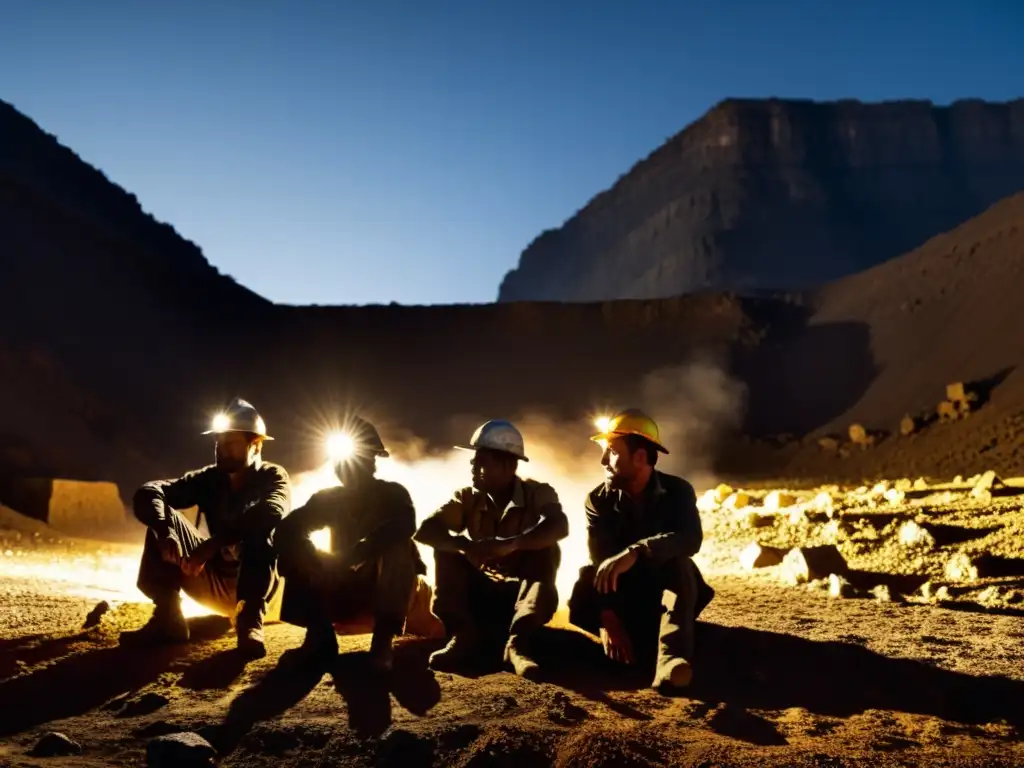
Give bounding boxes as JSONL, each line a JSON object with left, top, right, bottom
{"left": 415, "top": 420, "right": 568, "bottom": 679}
{"left": 275, "top": 416, "right": 437, "bottom": 672}
{"left": 568, "top": 409, "right": 714, "bottom": 693}
{"left": 120, "top": 397, "right": 292, "bottom": 659}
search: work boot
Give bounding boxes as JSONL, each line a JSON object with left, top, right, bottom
{"left": 504, "top": 634, "right": 542, "bottom": 681}
{"left": 234, "top": 601, "right": 267, "bottom": 660}
{"left": 237, "top": 625, "right": 267, "bottom": 660}
{"left": 299, "top": 622, "right": 339, "bottom": 661}
{"left": 428, "top": 629, "right": 478, "bottom": 672}
{"left": 653, "top": 656, "right": 693, "bottom": 693}
{"left": 368, "top": 632, "right": 395, "bottom": 673}
{"left": 119, "top": 599, "right": 190, "bottom": 647}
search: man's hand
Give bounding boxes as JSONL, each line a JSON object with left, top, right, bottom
{"left": 464, "top": 536, "right": 518, "bottom": 563}
{"left": 157, "top": 536, "right": 183, "bottom": 566}
{"left": 594, "top": 546, "right": 639, "bottom": 594}
{"left": 181, "top": 537, "right": 221, "bottom": 578}
{"left": 600, "top": 608, "right": 635, "bottom": 665}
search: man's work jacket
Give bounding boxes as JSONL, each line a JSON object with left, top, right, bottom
{"left": 427, "top": 477, "right": 565, "bottom": 580}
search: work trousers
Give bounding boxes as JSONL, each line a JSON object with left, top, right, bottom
{"left": 568, "top": 555, "right": 713, "bottom": 668}
{"left": 432, "top": 546, "right": 559, "bottom": 641}
{"left": 278, "top": 538, "right": 418, "bottom": 638}
{"left": 135, "top": 509, "right": 280, "bottom": 626}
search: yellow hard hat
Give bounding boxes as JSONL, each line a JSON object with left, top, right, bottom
{"left": 591, "top": 408, "right": 668, "bottom": 454}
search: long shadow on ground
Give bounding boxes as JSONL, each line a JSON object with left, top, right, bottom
{"left": 532, "top": 621, "right": 1024, "bottom": 731}
{"left": 213, "top": 638, "right": 442, "bottom": 756}
{"left": 0, "top": 616, "right": 228, "bottom": 737}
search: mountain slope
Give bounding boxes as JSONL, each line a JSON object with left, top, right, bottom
{"left": 498, "top": 98, "right": 1024, "bottom": 302}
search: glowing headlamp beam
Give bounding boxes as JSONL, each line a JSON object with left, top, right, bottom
{"left": 211, "top": 413, "right": 231, "bottom": 432}
{"left": 325, "top": 432, "right": 356, "bottom": 462}
{"left": 594, "top": 416, "right": 611, "bottom": 434}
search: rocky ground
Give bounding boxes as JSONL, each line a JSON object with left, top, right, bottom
{"left": 0, "top": 477, "right": 1022, "bottom": 767}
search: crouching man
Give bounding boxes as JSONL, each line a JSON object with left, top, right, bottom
{"left": 120, "top": 398, "right": 291, "bottom": 659}
{"left": 275, "top": 417, "right": 426, "bottom": 672}
{"left": 415, "top": 420, "right": 568, "bottom": 679}
{"left": 568, "top": 409, "right": 714, "bottom": 693}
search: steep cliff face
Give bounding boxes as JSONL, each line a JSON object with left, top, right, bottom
{"left": 497, "top": 98, "right": 1024, "bottom": 302}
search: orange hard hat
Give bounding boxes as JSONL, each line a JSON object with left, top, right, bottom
{"left": 591, "top": 408, "right": 669, "bottom": 454}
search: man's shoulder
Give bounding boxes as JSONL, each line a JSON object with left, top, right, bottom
{"left": 654, "top": 471, "right": 697, "bottom": 499}
{"left": 656, "top": 470, "right": 692, "bottom": 488}
{"left": 376, "top": 478, "right": 415, "bottom": 501}
{"left": 521, "top": 477, "right": 560, "bottom": 507}
{"left": 257, "top": 461, "right": 290, "bottom": 482}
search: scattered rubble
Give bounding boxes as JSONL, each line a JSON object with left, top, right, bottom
{"left": 698, "top": 472, "right": 1024, "bottom": 611}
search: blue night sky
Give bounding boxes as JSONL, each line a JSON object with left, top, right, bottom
{"left": 2, "top": 1, "right": 1021, "bottom": 306}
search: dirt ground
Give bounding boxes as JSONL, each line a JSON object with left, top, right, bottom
{"left": 1, "top": 479, "right": 1023, "bottom": 768}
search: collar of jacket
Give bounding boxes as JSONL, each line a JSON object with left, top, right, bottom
{"left": 610, "top": 470, "right": 667, "bottom": 508}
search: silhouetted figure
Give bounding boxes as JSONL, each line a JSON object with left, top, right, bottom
{"left": 275, "top": 417, "right": 430, "bottom": 672}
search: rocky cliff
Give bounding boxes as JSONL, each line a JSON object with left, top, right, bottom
{"left": 497, "top": 98, "right": 1024, "bottom": 302}
{"left": 5, "top": 98, "right": 1024, "bottom": 495}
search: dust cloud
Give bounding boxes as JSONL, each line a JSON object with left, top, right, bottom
{"left": 291, "top": 356, "right": 747, "bottom": 604}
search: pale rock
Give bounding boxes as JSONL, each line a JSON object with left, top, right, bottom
{"left": 786, "top": 507, "right": 808, "bottom": 525}
{"left": 828, "top": 573, "right": 856, "bottom": 598}
{"left": 739, "top": 542, "right": 785, "bottom": 571}
{"left": 762, "top": 490, "right": 796, "bottom": 512}
{"left": 723, "top": 492, "right": 750, "bottom": 511}
{"left": 978, "top": 585, "right": 1002, "bottom": 605}
{"left": 810, "top": 491, "right": 834, "bottom": 517}
{"left": 884, "top": 488, "right": 906, "bottom": 506}
{"left": 780, "top": 545, "right": 849, "bottom": 585}
{"left": 945, "top": 553, "right": 979, "bottom": 582}
{"left": 871, "top": 584, "right": 893, "bottom": 602}
{"left": 821, "top": 519, "right": 841, "bottom": 544}
{"left": 713, "top": 483, "right": 734, "bottom": 503}
{"left": 971, "top": 470, "right": 1005, "bottom": 498}
{"left": 894, "top": 478, "right": 913, "bottom": 492}
{"left": 913, "top": 477, "right": 928, "bottom": 490}
{"left": 696, "top": 489, "right": 720, "bottom": 513}
{"left": 898, "top": 520, "right": 936, "bottom": 549}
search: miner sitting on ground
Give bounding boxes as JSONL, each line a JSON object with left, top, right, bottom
{"left": 274, "top": 417, "right": 429, "bottom": 673}
{"left": 568, "top": 409, "right": 714, "bottom": 693}
{"left": 414, "top": 420, "right": 568, "bottom": 679}
{"left": 120, "top": 397, "right": 291, "bottom": 659}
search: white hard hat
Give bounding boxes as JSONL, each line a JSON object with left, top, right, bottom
{"left": 203, "top": 397, "right": 273, "bottom": 440}
{"left": 455, "top": 419, "right": 529, "bottom": 462}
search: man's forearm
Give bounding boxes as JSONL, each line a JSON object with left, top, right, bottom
{"left": 133, "top": 488, "right": 174, "bottom": 538}
{"left": 635, "top": 530, "right": 700, "bottom": 565}
{"left": 349, "top": 517, "right": 416, "bottom": 563}
{"left": 508, "top": 514, "right": 568, "bottom": 551}
{"left": 414, "top": 521, "right": 473, "bottom": 554}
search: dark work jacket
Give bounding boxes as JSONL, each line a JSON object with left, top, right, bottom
{"left": 133, "top": 461, "right": 291, "bottom": 545}
{"left": 584, "top": 470, "right": 703, "bottom": 566}
{"left": 277, "top": 478, "right": 426, "bottom": 574}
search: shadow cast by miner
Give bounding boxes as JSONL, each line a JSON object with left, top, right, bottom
{"left": 686, "top": 622, "right": 1024, "bottom": 729}
{"left": 213, "top": 637, "right": 442, "bottom": 755}
{"left": 0, "top": 615, "right": 229, "bottom": 737}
